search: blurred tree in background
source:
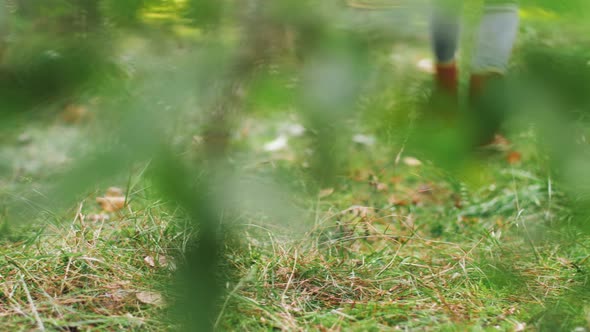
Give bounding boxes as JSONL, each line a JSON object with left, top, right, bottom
{"left": 1, "top": 0, "right": 590, "bottom": 330}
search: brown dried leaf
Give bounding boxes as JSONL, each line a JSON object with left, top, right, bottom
{"left": 416, "top": 58, "right": 434, "bottom": 74}
{"left": 144, "top": 255, "right": 174, "bottom": 270}
{"left": 388, "top": 194, "right": 408, "bottom": 206}
{"left": 61, "top": 104, "right": 89, "bottom": 124}
{"left": 344, "top": 205, "right": 373, "bottom": 218}
{"left": 453, "top": 194, "right": 463, "bottom": 209}
{"left": 192, "top": 135, "right": 204, "bottom": 145}
{"left": 17, "top": 133, "right": 32, "bottom": 145}
{"left": 106, "top": 187, "right": 124, "bottom": 197}
{"left": 87, "top": 213, "right": 110, "bottom": 222}
{"left": 491, "top": 134, "right": 511, "bottom": 147}
{"left": 514, "top": 323, "right": 526, "bottom": 332}
{"left": 96, "top": 196, "right": 126, "bottom": 212}
{"left": 136, "top": 291, "right": 163, "bottom": 306}
{"left": 144, "top": 256, "right": 156, "bottom": 268}
{"left": 410, "top": 195, "right": 421, "bottom": 205}
{"left": 375, "top": 183, "right": 388, "bottom": 192}
{"left": 105, "top": 280, "right": 131, "bottom": 290}
{"left": 416, "top": 184, "right": 433, "bottom": 194}
{"left": 507, "top": 151, "right": 522, "bottom": 165}
{"left": 97, "top": 187, "right": 126, "bottom": 212}
{"left": 389, "top": 176, "right": 403, "bottom": 184}
{"left": 319, "top": 188, "right": 334, "bottom": 198}
{"left": 351, "top": 169, "right": 371, "bottom": 182}
{"left": 400, "top": 215, "right": 415, "bottom": 230}
{"left": 556, "top": 257, "right": 574, "bottom": 268}
{"left": 158, "top": 255, "right": 171, "bottom": 268}
{"left": 403, "top": 157, "right": 422, "bottom": 167}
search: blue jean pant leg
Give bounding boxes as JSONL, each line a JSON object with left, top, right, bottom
{"left": 471, "top": 4, "right": 519, "bottom": 73}
{"left": 430, "top": 0, "right": 519, "bottom": 65}
{"left": 431, "top": 4, "right": 460, "bottom": 63}
{"left": 431, "top": 11, "right": 460, "bottom": 63}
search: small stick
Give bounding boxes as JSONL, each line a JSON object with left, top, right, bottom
{"left": 20, "top": 274, "right": 45, "bottom": 331}
{"left": 281, "top": 249, "right": 298, "bottom": 303}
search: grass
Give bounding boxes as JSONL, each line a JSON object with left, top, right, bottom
{"left": 214, "top": 126, "right": 587, "bottom": 331}
{"left": 0, "top": 183, "right": 190, "bottom": 330}
{"left": 2, "top": 7, "right": 590, "bottom": 332}
{"left": 2, "top": 91, "right": 589, "bottom": 331}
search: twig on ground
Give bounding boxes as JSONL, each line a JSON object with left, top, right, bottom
{"left": 20, "top": 274, "right": 45, "bottom": 332}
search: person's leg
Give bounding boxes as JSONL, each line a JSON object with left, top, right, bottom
{"left": 470, "top": 2, "right": 519, "bottom": 94}
{"left": 431, "top": 0, "right": 462, "bottom": 96}
{"left": 469, "top": 2, "right": 519, "bottom": 145}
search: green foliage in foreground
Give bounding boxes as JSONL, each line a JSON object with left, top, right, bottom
{"left": 1, "top": 0, "right": 590, "bottom": 331}
{"left": 2, "top": 112, "right": 589, "bottom": 331}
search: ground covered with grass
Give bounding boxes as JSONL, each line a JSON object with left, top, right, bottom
{"left": 2, "top": 5, "right": 590, "bottom": 331}
{"left": 2, "top": 108, "right": 589, "bottom": 331}
{"left": 216, "top": 120, "right": 588, "bottom": 331}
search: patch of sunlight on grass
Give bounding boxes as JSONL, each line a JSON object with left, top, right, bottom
{"left": 172, "top": 25, "right": 202, "bottom": 39}
{"left": 520, "top": 7, "right": 559, "bottom": 21}
{"left": 142, "top": 11, "right": 179, "bottom": 23}
{"left": 140, "top": 1, "right": 185, "bottom": 24}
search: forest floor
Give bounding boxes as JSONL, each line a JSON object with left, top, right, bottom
{"left": 1, "top": 5, "right": 589, "bottom": 332}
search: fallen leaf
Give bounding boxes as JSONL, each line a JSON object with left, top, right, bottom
{"left": 192, "top": 135, "right": 204, "bottom": 145}
{"left": 97, "top": 187, "right": 126, "bottom": 212}
{"left": 106, "top": 187, "right": 124, "bottom": 197}
{"left": 144, "top": 255, "right": 174, "bottom": 270}
{"left": 87, "top": 213, "right": 110, "bottom": 222}
{"left": 61, "top": 104, "right": 89, "bottom": 124}
{"left": 264, "top": 135, "right": 288, "bottom": 152}
{"left": 17, "top": 133, "right": 33, "bottom": 145}
{"left": 514, "top": 322, "right": 526, "bottom": 332}
{"left": 351, "top": 169, "right": 371, "bottom": 182}
{"left": 352, "top": 134, "right": 376, "bottom": 146}
{"left": 400, "top": 214, "right": 415, "bottom": 229}
{"left": 507, "top": 151, "right": 522, "bottom": 165}
{"left": 344, "top": 205, "right": 372, "bottom": 218}
{"left": 144, "top": 256, "right": 156, "bottom": 268}
{"left": 461, "top": 216, "right": 479, "bottom": 225}
{"left": 416, "top": 58, "right": 434, "bottom": 74}
{"left": 96, "top": 196, "right": 126, "bottom": 212}
{"left": 136, "top": 291, "right": 163, "bottom": 306}
{"left": 319, "top": 188, "right": 334, "bottom": 198}
{"left": 416, "top": 184, "right": 433, "bottom": 194}
{"left": 505, "top": 307, "right": 517, "bottom": 315}
{"left": 411, "top": 194, "right": 423, "bottom": 205}
{"left": 403, "top": 157, "right": 422, "bottom": 167}
{"left": 388, "top": 194, "right": 408, "bottom": 206}
{"left": 453, "top": 195, "right": 462, "bottom": 209}
{"left": 390, "top": 176, "right": 403, "bottom": 184}
{"left": 491, "top": 134, "right": 511, "bottom": 147}
{"left": 158, "top": 255, "right": 170, "bottom": 267}
{"left": 105, "top": 280, "right": 131, "bottom": 289}
{"left": 556, "top": 257, "right": 574, "bottom": 268}
{"left": 239, "top": 123, "right": 251, "bottom": 139}
{"left": 375, "top": 183, "right": 388, "bottom": 192}
{"left": 481, "top": 134, "right": 511, "bottom": 152}
{"left": 281, "top": 123, "right": 305, "bottom": 137}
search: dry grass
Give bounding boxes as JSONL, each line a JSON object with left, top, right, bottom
{"left": 2, "top": 111, "right": 588, "bottom": 331}
{"left": 214, "top": 122, "right": 589, "bottom": 331}
{"left": 0, "top": 182, "right": 191, "bottom": 331}
{"left": 2, "top": 17, "right": 590, "bottom": 330}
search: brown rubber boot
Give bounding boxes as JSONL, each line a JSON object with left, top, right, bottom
{"left": 468, "top": 72, "right": 510, "bottom": 150}
{"left": 429, "top": 62, "right": 459, "bottom": 121}
{"left": 436, "top": 62, "right": 458, "bottom": 96}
